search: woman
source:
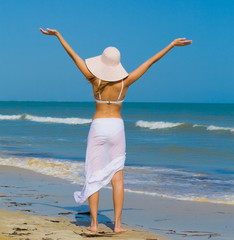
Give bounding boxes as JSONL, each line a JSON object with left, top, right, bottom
{"left": 40, "top": 28, "right": 192, "bottom": 233}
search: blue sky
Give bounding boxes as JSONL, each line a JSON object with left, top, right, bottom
{"left": 0, "top": 0, "right": 233, "bottom": 103}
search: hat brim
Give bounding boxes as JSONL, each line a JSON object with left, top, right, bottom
{"left": 85, "top": 55, "right": 128, "bottom": 82}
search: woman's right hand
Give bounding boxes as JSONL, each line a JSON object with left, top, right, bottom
{"left": 40, "top": 28, "right": 59, "bottom": 36}
{"left": 172, "top": 38, "right": 192, "bottom": 47}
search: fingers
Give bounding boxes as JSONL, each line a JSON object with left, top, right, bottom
{"left": 179, "top": 38, "right": 192, "bottom": 46}
{"left": 173, "top": 37, "right": 192, "bottom": 47}
{"left": 39, "top": 28, "right": 48, "bottom": 34}
{"left": 39, "top": 27, "right": 56, "bottom": 35}
{"left": 47, "top": 28, "right": 57, "bottom": 33}
{"left": 184, "top": 40, "right": 192, "bottom": 44}
{"left": 182, "top": 40, "right": 192, "bottom": 46}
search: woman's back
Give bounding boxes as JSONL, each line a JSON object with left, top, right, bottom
{"left": 91, "top": 78, "right": 128, "bottom": 120}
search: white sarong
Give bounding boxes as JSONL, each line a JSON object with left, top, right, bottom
{"left": 74, "top": 118, "right": 126, "bottom": 204}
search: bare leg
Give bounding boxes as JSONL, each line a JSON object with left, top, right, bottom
{"left": 111, "top": 170, "right": 127, "bottom": 233}
{"left": 87, "top": 191, "right": 99, "bottom": 232}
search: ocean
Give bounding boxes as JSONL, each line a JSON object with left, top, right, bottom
{"left": 0, "top": 101, "right": 233, "bottom": 205}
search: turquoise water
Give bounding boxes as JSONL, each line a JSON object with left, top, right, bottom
{"left": 0, "top": 101, "right": 233, "bottom": 204}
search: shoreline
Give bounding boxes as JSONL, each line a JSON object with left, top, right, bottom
{"left": 0, "top": 165, "right": 234, "bottom": 239}
{"left": 1, "top": 152, "right": 233, "bottom": 206}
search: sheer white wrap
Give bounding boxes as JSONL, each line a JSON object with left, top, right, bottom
{"left": 74, "top": 118, "right": 126, "bottom": 205}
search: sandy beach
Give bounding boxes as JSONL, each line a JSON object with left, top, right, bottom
{"left": 0, "top": 165, "right": 233, "bottom": 240}
{"left": 0, "top": 209, "right": 169, "bottom": 240}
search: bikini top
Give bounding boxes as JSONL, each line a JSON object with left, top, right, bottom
{"left": 94, "top": 79, "right": 124, "bottom": 104}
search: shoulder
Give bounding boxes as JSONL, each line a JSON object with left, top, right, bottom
{"left": 122, "top": 75, "right": 132, "bottom": 88}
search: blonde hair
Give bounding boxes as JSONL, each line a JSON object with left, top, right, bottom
{"left": 86, "top": 76, "right": 110, "bottom": 98}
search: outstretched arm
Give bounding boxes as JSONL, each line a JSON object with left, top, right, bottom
{"left": 40, "top": 28, "right": 95, "bottom": 80}
{"left": 125, "top": 38, "right": 192, "bottom": 87}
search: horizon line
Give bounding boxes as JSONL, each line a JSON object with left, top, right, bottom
{"left": 0, "top": 100, "right": 233, "bottom": 104}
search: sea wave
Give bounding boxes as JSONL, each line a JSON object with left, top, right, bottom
{"left": 1, "top": 114, "right": 233, "bottom": 133}
{"left": 1, "top": 154, "right": 233, "bottom": 205}
{"left": 0, "top": 154, "right": 86, "bottom": 184}
{"left": 0, "top": 114, "right": 92, "bottom": 125}
{"left": 136, "top": 120, "right": 234, "bottom": 133}
{"left": 0, "top": 114, "right": 22, "bottom": 120}
{"left": 136, "top": 120, "right": 185, "bottom": 129}
{"left": 193, "top": 124, "right": 234, "bottom": 133}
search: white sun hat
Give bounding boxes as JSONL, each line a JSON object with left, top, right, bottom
{"left": 85, "top": 46, "right": 128, "bottom": 82}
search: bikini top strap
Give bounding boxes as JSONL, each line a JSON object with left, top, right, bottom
{"left": 97, "top": 79, "right": 124, "bottom": 102}
{"left": 98, "top": 79, "right": 101, "bottom": 100}
{"left": 117, "top": 79, "right": 124, "bottom": 101}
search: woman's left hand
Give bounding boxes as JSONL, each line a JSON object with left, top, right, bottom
{"left": 172, "top": 38, "right": 192, "bottom": 47}
{"left": 40, "top": 28, "right": 58, "bottom": 36}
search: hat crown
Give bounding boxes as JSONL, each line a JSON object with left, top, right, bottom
{"left": 101, "top": 47, "right": 120, "bottom": 66}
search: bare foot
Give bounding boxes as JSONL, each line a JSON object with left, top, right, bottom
{"left": 86, "top": 226, "right": 98, "bottom": 232}
{"left": 114, "top": 226, "right": 128, "bottom": 233}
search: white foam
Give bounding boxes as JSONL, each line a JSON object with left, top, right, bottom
{"left": 25, "top": 114, "right": 92, "bottom": 125}
{"left": 192, "top": 124, "right": 202, "bottom": 127}
{"left": 0, "top": 114, "right": 92, "bottom": 125}
{"left": 193, "top": 123, "right": 234, "bottom": 133}
{"left": 0, "top": 155, "right": 85, "bottom": 185}
{"left": 0, "top": 114, "right": 22, "bottom": 120}
{"left": 136, "top": 120, "right": 184, "bottom": 129}
{"left": 207, "top": 125, "right": 234, "bottom": 132}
